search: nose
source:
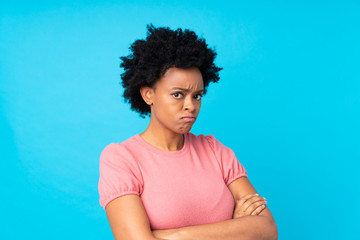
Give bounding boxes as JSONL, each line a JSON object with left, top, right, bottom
{"left": 184, "top": 96, "right": 196, "bottom": 112}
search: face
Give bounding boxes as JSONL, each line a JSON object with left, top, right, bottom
{"left": 141, "top": 67, "right": 204, "bottom": 135}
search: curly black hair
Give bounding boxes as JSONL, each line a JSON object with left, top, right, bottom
{"left": 120, "top": 24, "right": 222, "bottom": 118}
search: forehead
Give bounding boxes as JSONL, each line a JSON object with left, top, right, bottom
{"left": 155, "top": 67, "right": 204, "bottom": 90}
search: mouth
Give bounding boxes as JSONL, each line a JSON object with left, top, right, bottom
{"left": 181, "top": 116, "right": 196, "bottom": 122}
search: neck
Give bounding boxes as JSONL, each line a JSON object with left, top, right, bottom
{"left": 139, "top": 118, "right": 184, "bottom": 152}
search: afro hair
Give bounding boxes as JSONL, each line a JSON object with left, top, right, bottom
{"left": 120, "top": 24, "right": 222, "bottom": 118}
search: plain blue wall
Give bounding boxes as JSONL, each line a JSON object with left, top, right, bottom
{"left": 1, "top": 1, "right": 359, "bottom": 239}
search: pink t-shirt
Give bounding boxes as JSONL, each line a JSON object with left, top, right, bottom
{"left": 98, "top": 132, "right": 247, "bottom": 230}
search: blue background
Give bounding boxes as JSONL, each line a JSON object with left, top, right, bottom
{"left": 1, "top": 0, "right": 359, "bottom": 239}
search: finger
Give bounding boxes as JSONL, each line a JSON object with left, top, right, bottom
{"left": 233, "top": 193, "right": 265, "bottom": 218}
{"left": 251, "top": 204, "right": 267, "bottom": 215}
{"left": 237, "top": 193, "right": 265, "bottom": 205}
{"left": 246, "top": 200, "right": 267, "bottom": 215}
{"left": 234, "top": 200, "right": 265, "bottom": 218}
{"left": 234, "top": 196, "right": 265, "bottom": 218}
{"left": 242, "top": 199, "right": 266, "bottom": 216}
{"left": 236, "top": 193, "right": 260, "bottom": 207}
{"left": 238, "top": 196, "right": 265, "bottom": 211}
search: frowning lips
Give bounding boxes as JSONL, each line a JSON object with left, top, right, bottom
{"left": 181, "top": 116, "right": 196, "bottom": 122}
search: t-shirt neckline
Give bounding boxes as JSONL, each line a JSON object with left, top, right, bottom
{"left": 133, "top": 132, "right": 190, "bottom": 157}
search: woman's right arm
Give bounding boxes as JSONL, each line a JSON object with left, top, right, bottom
{"left": 105, "top": 194, "right": 162, "bottom": 240}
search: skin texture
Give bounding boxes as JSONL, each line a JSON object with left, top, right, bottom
{"left": 152, "top": 177, "right": 277, "bottom": 240}
{"left": 233, "top": 193, "right": 267, "bottom": 218}
{"left": 139, "top": 67, "right": 204, "bottom": 151}
{"left": 105, "top": 67, "right": 278, "bottom": 240}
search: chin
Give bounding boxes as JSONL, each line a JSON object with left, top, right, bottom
{"left": 177, "top": 127, "right": 193, "bottom": 134}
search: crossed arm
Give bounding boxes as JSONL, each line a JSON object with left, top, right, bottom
{"left": 105, "top": 177, "right": 278, "bottom": 240}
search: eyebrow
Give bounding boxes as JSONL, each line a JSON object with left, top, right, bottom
{"left": 171, "top": 87, "right": 204, "bottom": 93}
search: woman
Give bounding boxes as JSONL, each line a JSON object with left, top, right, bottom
{"left": 98, "top": 25, "right": 278, "bottom": 240}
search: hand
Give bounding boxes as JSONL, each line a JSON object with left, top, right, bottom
{"left": 233, "top": 193, "right": 267, "bottom": 219}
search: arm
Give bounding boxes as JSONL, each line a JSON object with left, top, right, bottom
{"left": 153, "top": 177, "right": 278, "bottom": 240}
{"left": 105, "top": 194, "right": 163, "bottom": 240}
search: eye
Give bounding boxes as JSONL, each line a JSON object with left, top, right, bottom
{"left": 172, "top": 92, "right": 183, "bottom": 99}
{"left": 194, "top": 94, "right": 202, "bottom": 101}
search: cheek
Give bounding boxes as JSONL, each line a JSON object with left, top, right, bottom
{"left": 156, "top": 97, "right": 180, "bottom": 115}
{"left": 167, "top": 102, "right": 182, "bottom": 117}
{"left": 194, "top": 101, "right": 202, "bottom": 111}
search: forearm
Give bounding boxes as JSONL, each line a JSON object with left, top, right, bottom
{"left": 153, "top": 215, "right": 277, "bottom": 240}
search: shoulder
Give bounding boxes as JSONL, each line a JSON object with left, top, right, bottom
{"left": 187, "top": 132, "right": 224, "bottom": 146}
{"left": 99, "top": 135, "right": 139, "bottom": 164}
{"left": 187, "top": 132, "right": 214, "bottom": 144}
{"left": 188, "top": 132, "right": 237, "bottom": 162}
{"left": 101, "top": 135, "right": 139, "bottom": 153}
{"left": 187, "top": 132, "right": 222, "bottom": 153}
{"left": 187, "top": 132, "right": 216, "bottom": 140}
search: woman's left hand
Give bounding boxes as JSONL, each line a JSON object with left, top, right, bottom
{"left": 152, "top": 194, "right": 267, "bottom": 239}
{"left": 233, "top": 193, "right": 267, "bottom": 219}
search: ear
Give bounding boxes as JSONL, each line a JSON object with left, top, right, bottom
{"left": 139, "top": 86, "right": 154, "bottom": 106}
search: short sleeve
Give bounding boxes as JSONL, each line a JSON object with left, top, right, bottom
{"left": 206, "top": 135, "right": 247, "bottom": 185}
{"left": 98, "top": 143, "right": 143, "bottom": 210}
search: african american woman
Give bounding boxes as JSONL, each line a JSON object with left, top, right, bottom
{"left": 98, "top": 25, "right": 278, "bottom": 240}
